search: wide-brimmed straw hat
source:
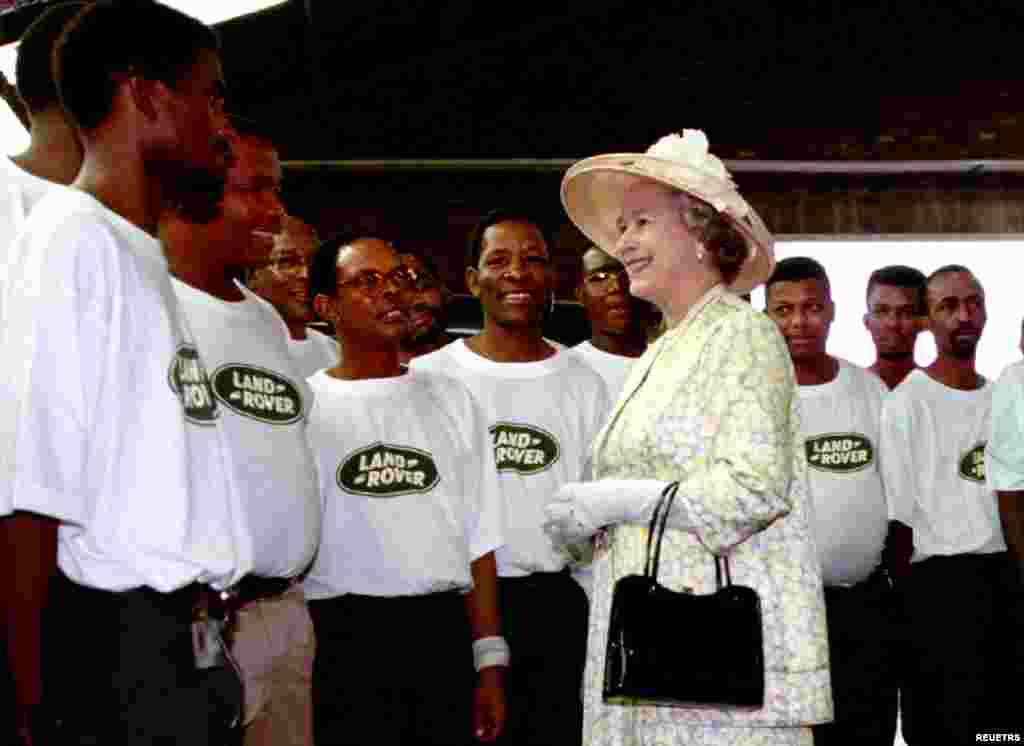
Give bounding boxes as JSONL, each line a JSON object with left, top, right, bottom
{"left": 561, "top": 130, "right": 775, "bottom": 294}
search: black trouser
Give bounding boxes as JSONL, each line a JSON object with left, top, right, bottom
{"left": 309, "top": 591, "right": 475, "bottom": 746}
{"left": 812, "top": 569, "right": 898, "bottom": 746}
{"left": 899, "top": 552, "right": 1024, "bottom": 745}
{"left": 43, "top": 571, "right": 242, "bottom": 746}
{"left": 0, "top": 633, "right": 15, "bottom": 745}
{"left": 495, "top": 570, "right": 588, "bottom": 746}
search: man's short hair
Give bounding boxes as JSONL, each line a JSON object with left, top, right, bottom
{"left": 926, "top": 264, "right": 972, "bottom": 285}
{"left": 465, "top": 207, "right": 554, "bottom": 268}
{"left": 15, "top": 2, "right": 86, "bottom": 115}
{"left": 924, "top": 264, "right": 977, "bottom": 304}
{"left": 765, "top": 256, "right": 831, "bottom": 296}
{"left": 309, "top": 230, "right": 361, "bottom": 301}
{"left": 866, "top": 265, "right": 927, "bottom": 314}
{"left": 55, "top": 0, "right": 220, "bottom": 133}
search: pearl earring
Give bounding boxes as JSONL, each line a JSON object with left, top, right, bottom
{"left": 696, "top": 246, "right": 705, "bottom": 262}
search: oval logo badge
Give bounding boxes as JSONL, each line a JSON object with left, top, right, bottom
{"left": 959, "top": 442, "right": 986, "bottom": 483}
{"left": 337, "top": 442, "right": 440, "bottom": 498}
{"left": 212, "top": 364, "right": 303, "bottom": 425}
{"left": 168, "top": 344, "right": 219, "bottom": 425}
{"left": 489, "top": 422, "right": 560, "bottom": 475}
{"left": 805, "top": 433, "right": 874, "bottom": 474}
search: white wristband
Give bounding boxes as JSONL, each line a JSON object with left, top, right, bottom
{"left": 472, "top": 635, "right": 510, "bottom": 671}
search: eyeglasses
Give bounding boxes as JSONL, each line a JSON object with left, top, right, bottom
{"left": 868, "top": 305, "right": 918, "bottom": 322}
{"left": 583, "top": 269, "right": 628, "bottom": 293}
{"left": 338, "top": 267, "right": 416, "bottom": 295}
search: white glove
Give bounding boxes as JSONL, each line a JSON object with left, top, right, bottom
{"left": 542, "top": 479, "right": 690, "bottom": 549}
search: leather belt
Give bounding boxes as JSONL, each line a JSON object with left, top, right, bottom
{"left": 193, "top": 575, "right": 296, "bottom": 627}
{"left": 221, "top": 575, "right": 296, "bottom": 610}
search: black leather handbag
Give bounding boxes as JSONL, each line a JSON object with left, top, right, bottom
{"left": 603, "top": 482, "right": 765, "bottom": 707}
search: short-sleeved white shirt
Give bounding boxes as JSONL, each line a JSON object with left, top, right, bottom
{"left": 987, "top": 360, "right": 1024, "bottom": 491}
{"left": 570, "top": 340, "right": 637, "bottom": 403}
{"left": 173, "top": 279, "right": 321, "bottom": 579}
{"left": 0, "top": 188, "right": 247, "bottom": 591}
{"left": 798, "top": 359, "right": 889, "bottom": 585}
{"left": 411, "top": 339, "right": 611, "bottom": 577}
{"left": 881, "top": 369, "right": 1005, "bottom": 561}
{"left": 0, "top": 158, "right": 60, "bottom": 516}
{"left": 287, "top": 327, "right": 340, "bottom": 379}
{"left": 303, "top": 368, "right": 504, "bottom": 599}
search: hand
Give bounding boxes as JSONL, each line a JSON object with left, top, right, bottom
{"left": 472, "top": 667, "right": 506, "bottom": 742}
{"left": 543, "top": 484, "right": 602, "bottom": 551}
{"left": 543, "top": 480, "right": 673, "bottom": 550}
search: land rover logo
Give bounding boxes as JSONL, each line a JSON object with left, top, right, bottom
{"left": 959, "top": 442, "right": 986, "bottom": 483}
{"left": 805, "top": 433, "right": 874, "bottom": 474}
{"left": 489, "top": 422, "right": 560, "bottom": 475}
{"left": 212, "top": 364, "right": 303, "bottom": 425}
{"left": 168, "top": 344, "right": 218, "bottom": 425}
{"left": 337, "top": 443, "right": 440, "bottom": 498}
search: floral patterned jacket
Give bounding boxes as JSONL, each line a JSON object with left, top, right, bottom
{"left": 589, "top": 285, "right": 833, "bottom": 729}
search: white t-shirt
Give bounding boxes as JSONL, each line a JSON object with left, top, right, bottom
{"left": 287, "top": 327, "right": 340, "bottom": 379}
{"left": 880, "top": 369, "right": 1005, "bottom": 561}
{"left": 987, "top": 360, "right": 1024, "bottom": 491}
{"left": 0, "top": 157, "right": 59, "bottom": 516}
{"left": 411, "top": 339, "right": 611, "bottom": 577}
{"left": 798, "top": 359, "right": 889, "bottom": 585}
{"left": 0, "top": 156, "right": 51, "bottom": 259}
{"left": 0, "top": 188, "right": 247, "bottom": 591}
{"left": 303, "top": 368, "right": 504, "bottom": 599}
{"left": 173, "top": 279, "right": 320, "bottom": 579}
{"left": 570, "top": 340, "right": 637, "bottom": 403}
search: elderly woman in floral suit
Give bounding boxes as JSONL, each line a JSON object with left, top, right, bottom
{"left": 546, "top": 131, "right": 833, "bottom": 745}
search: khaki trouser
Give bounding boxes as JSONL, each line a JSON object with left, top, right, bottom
{"left": 231, "top": 584, "right": 316, "bottom": 746}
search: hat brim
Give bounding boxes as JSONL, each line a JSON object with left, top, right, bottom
{"left": 560, "top": 153, "right": 775, "bottom": 294}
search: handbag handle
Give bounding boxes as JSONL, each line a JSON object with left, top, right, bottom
{"left": 644, "top": 480, "right": 734, "bottom": 590}
{"left": 644, "top": 481, "right": 679, "bottom": 579}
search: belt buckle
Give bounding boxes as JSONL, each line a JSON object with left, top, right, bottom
{"left": 193, "top": 585, "right": 240, "bottom": 647}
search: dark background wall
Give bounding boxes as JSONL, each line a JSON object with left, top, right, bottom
{"left": 7, "top": 0, "right": 1024, "bottom": 297}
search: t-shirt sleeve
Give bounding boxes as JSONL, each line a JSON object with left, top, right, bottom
{"left": 879, "top": 390, "right": 917, "bottom": 525}
{"left": 987, "top": 364, "right": 1024, "bottom": 490}
{"left": 7, "top": 217, "right": 114, "bottom": 524}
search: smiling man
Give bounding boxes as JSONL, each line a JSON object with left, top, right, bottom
{"left": 249, "top": 214, "right": 340, "bottom": 377}
{"left": 303, "top": 234, "right": 506, "bottom": 746}
{"left": 411, "top": 208, "right": 609, "bottom": 746}
{"left": 162, "top": 123, "right": 322, "bottom": 746}
{"left": 880, "top": 265, "right": 1017, "bottom": 743}
{"left": 570, "top": 245, "right": 654, "bottom": 401}
{"left": 765, "top": 257, "right": 897, "bottom": 746}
